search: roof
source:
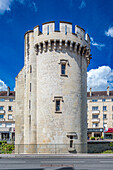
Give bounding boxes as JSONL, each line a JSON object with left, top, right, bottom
{"left": 87, "top": 91, "right": 113, "bottom": 97}
{"left": 0, "top": 91, "right": 15, "bottom": 97}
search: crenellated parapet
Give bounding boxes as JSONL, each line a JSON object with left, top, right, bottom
{"left": 25, "top": 21, "right": 91, "bottom": 65}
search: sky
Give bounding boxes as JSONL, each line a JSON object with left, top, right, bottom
{"left": 0, "top": 0, "right": 113, "bottom": 92}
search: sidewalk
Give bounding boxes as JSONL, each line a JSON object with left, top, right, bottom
{"left": 1, "top": 153, "right": 113, "bottom": 158}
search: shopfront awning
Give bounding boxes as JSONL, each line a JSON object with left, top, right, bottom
{"left": 104, "top": 128, "right": 113, "bottom": 133}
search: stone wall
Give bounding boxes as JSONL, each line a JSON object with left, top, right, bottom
{"left": 88, "top": 141, "right": 113, "bottom": 153}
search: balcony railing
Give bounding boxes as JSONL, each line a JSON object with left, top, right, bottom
{"left": 0, "top": 110, "right": 5, "bottom": 114}
{"left": 92, "top": 118, "right": 100, "bottom": 122}
{"left": 92, "top": 110, "right": 100, "bottom": 114}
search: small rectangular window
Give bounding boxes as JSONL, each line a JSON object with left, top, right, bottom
{"left": 92, "top": 106, "right": 98, "bottom": 110}
{"left": 112, "top": 114, "right": 113, "bottom": 119}
{"left": 102, "top": 99, "right": 106, "bottom": 102}
{"left": 8, "top": 114, "right": 13, "bottom": 120}
{"left": 92, "top": 115, "right": 98, "bottom": 119}
{"left": 9, "top": 99, "right": 13, "bottom": 102}
{"left": 0, "top": 115, "right": 4, "bottom": 119}
{"left": 30, "top": 65, "right": 32, "bottom": 73}
{"left": 112, "top": 106, "right": 113, "bottom": 111}
{"left": 103, "top": 114, "right": 107, "bottom": 119}
{"left": 103, "top": 106, "right": 107, "bottom": 111}
{"left": 8, "top": 106, "right": 12, "bottom": 111}
{"left": 0, "top": 106, "right": 4, "bottom": 110}
{"left": 56, "top": 100, "right": 60, "bottom": 112}
{"left": 92, "top": 99, "right": 98, "bottom": 102}
{"left": 61, "top": 63, "right": 66, "bottom": 75}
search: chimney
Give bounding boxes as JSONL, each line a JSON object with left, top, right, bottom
{"left": 107, "top": 86, "right": 109, "bottom": 96}
{"left": 90, "top": 88, "right": 92, "bottom": 97}
{"left": 7, "top": 86, "right": 10, "bottom": 96}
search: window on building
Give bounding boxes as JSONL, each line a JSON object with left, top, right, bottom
{"left": 0, "top": 123, "right": 2, "bottom": 127}
{"left": 112, "top": 99, "right": 113, "bottom": 101}
{"left": 0, "top": 106, "right": 4, "bottom": 110}
{"left": 92, "top": 99, "right": 98, "bottom": 102}
{"left": 6, "top": 123, "right": 12, "bottom": 127}
{"left": 0, "top": 99, "right": 5, "bottom": 102}
{"left": 103, "top": 114, "right": 107, "bottom": 119}
{"left": 61, "top": 63, "right": 66, "bottom": 75}
{"left": 70, "top": 136, "right": 73, "bottom": 148}
{"left": 9, "top": 98, "right": 13, "bottom": 102}
{"left": 112, "top": 114, "right": 113, "bottom": 119}
{"left": 112, "top": 106, "right": 113, "bottom": 111}
{"left": 30, "top": 83, "right": 31, "bottom": 92}
{"left": 30, "top": 65, "right": 32, "bottom": 73}
{"left": 56, "top": 100, "right": 60, "bottom": 112}
{"left": 8, "top": 114, "right": 13, "bottom": 120}
{"left": 8, "top": 106, "right": 12, "bottom": 111}
{"left": 92, "top": 106, "right": 98, "bottom": 110}
{"left": 103, "top": 106, "right": 107, "bottom": 111}
{"left": 92, "top": 115, "right": 98, "bottom": 119}
{"left": 92, "top": 123, "right": 99, "bottom": 128}
{"left": 0, "top": 115, "right": 4, "bottom": 119}
{"left": 47, "top": 25, "right": 49, "bottom": 35}
{"left": 102, "top": 99, "right": 106, "bottom": 102}
{"left": 53, "top": 96, "right": 63, "bottom": 113}
{"left": 65, "top": 25, "right": 67, "bottom": 35}
{"left": 112, "top": 123, "right": 113, "bottom": 128}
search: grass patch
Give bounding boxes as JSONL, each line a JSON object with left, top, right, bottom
{"left": 102, "top": 150, "right": 113, "bottom": 154}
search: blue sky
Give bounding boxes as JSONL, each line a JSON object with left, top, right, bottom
{"left": 0, "top": 0, "right": 113, "bottom": 91}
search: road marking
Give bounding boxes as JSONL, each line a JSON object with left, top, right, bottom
{"left": 100, "top": 161, "right": 113, "bottom": 163}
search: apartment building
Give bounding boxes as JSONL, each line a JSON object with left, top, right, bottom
{"left": 0, "top": 87, "right": 15, "bottom": 141}
{"left": 87, "top": 87, "right": 113, "bottom": 139}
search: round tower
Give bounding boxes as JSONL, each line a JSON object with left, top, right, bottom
{"left": 16, "top": 21, "right": 91, "bottom": 153}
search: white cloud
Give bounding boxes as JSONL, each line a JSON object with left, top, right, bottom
{"left": 90, "top": 37, "right": 105, "bottom": 50}
{"left": 32, "top": 2, "right": 38, "bottom": 12}
{"left": 105, "top": 27, "right": 113, "bottom": 37}
{"left": 79, "top": 0, "right": 86, "bottom": 9}
{"left": 87, "top": 66, "right": 113, "bottom": 91}
{"left": 0, "top": 0, "right": 13, "bottom": 14}
{"left": 0, "top": 80, "right": 7, "bottom": 91}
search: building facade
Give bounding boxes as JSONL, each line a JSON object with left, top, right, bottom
{"left": 0, "top": 87, "right": 15, "bottom": 141}
{"left": 87, "top": 87, "right": 113, "bottom": 139}
{"left": 15, "top": 21, "right": 91, "bottom": 153}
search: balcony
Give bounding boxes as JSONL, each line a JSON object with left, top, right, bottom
{"left": 92, "top": 110, "right": 100, "bottom": 114}
{"left": 92, "top": 118, "right": 100, "bottom": 123}
{"left": 0, "top": 110, "right": 5, "bottom": 114}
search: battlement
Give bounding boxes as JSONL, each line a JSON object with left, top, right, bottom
{"left": 25, "top": 21, "right": 90, "bottom": 43}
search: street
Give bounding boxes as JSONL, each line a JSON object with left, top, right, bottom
{"left": 0, "top": 154, "right": 113, "bottom": 170}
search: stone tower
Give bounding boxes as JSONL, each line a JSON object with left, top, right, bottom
{"left": 15, "top": 21, "right": 91, "bottom": 153}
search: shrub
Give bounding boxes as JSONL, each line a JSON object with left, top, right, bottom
{"left": 90, "top": 137, "right": 95, "bottom": 140}
{"left": 101, "top": 136, "right": 104, "bottom": 140}
{"left": 109, "top": 142, "right": 113, "bottom": 147}
{"left": 102, "top": 150, "right": 113, "bottom": 154}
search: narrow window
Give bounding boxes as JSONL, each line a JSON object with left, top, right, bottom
{"left": 9, "top": 98, "right": 13, "bottom": 102}
{"left": 47, "top": 25, "right": 49, "bottom": 35}
{"left": 92, "top": 106, "right": 98, "bottom": 110}
{"left": 65, "top": 25, "right": 67, "bottom": 35}
{"left": 30, "top": 65, "right": 32, "bottom": 73}
{"left": 70, "top": 136, "right": 73, "bottom": 148}
{"left": 112, "top": 114, "right": 113, "bottom": 119}
{"left": 56, "top": 100, "right": 60, "bottom": 112}
{"left": 112, "top": 106, "right": 113, "bottom": 111}
{"left": 61, "top": 63, "right": 66, "bottom": 75}
{"left": 30, "top": 83, "right": 31, "bottom": 92}
{"left": 103, "top": 114, "right": 107, "bottom": 119}
{"left": 102, "top": 99, "right": 106, "bottom": 102}
{"left": 8, "top": 106, "right": 12, "bottom": 111}
{"left": 103, "top": 106, "right": 107, "bottom": 111}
